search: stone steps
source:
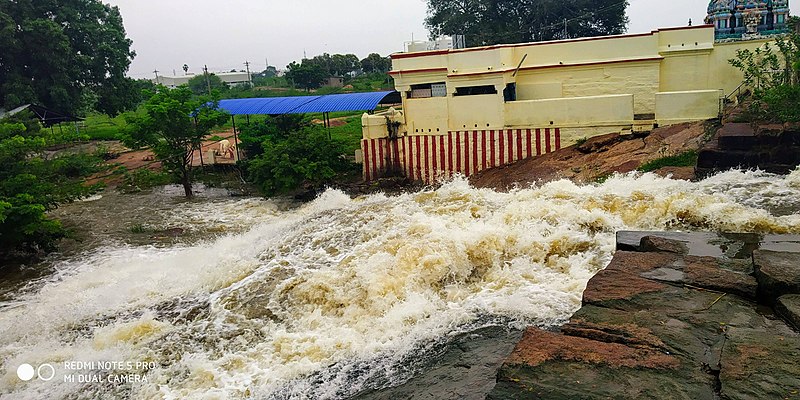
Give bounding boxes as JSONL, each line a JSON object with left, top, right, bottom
{"left": 696, "top": 122, "right": 800, "bottom": 177}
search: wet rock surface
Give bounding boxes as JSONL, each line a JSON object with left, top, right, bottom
{"left": 489, "top": 232, "right": 800, "bottom": 400}
{"left": 697, "top": 122, "right": 800, "bottom": 177}
{"left": 356, "top": 325, "right": 522, "bottom": 400}
{"left": 470, "top": 122, "right": 708, "bottom": 190}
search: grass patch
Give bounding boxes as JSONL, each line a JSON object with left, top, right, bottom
{"left": 637, "top": 150, "right": 698, "bottom": 172}
{"left": 326, "top": 116, "right": 364, "bottom": 154}
{"left": 128, "top": 223, "right": 149, "bottom": 234}
{"left": 80, "top": 112, "right": 131, "bottom": 141}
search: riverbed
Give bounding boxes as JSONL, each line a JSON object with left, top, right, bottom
{"left": 1, "top": 169, "right": 799, "bottom": 399}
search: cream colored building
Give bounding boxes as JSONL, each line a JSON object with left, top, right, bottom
{"left": 361, "top": 25, "right": 776, "bottom": 182}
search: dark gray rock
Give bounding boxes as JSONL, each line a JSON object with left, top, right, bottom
{"left": 717, "top": 123, "right": 757, "bottom": 150}
{"left": 720, "top": 327, "right": 800, "bottom": 400}
{"left": 753, "top": 249, "right": 800, "bottom": 303}
{"left": 776, "top": 294, "right": 800, "bottom": 330}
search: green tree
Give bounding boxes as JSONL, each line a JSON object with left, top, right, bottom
{"left": 126, "top": 86, "right": 229, "bottom": 197}
{"left": 0, "top": 112, "right": 104, "bottom": 259}
{"left": 285, "top": 61, "right": 327, "bottom": 91}
{"left": 0, "top": 0, "right": 136, "bottom": 115}
{"left": 247, "top": 128, "right": 353, "bottom": 196}
{"left": 728, "top": 17, "right": 800, "bottom": 122}
{"left": 360, "top": 53, "right": 391, "bottom": 74}
{"left": 330, "top": 53, "right": 361, "bottom": 76}
{"left": 425, "top": 0, "right": 629, "bottom": 46}
{"left": 187, "top": 74, "right": 228, "bottom": 96}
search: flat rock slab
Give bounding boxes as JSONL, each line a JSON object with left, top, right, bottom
{"left": 490, "top": 232, "right": 800, "bottom": 400}
{"left": 753, "top": 249, "right": 800, "bottom": 302}
{"left": 720, "top": 327, "right": 800, "bottom": 400}
{"left": 717, "top": 123, "right": 757, "bottom": 150}
{"left": 776, "top": 294, "right": 800, "bottom": 330}
{"left": 616, "top": 231, "right": 760, "bottom": 259}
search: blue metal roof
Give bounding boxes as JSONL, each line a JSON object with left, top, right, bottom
{"left": 216, "top": 91, "right": 397, "bottom": 115}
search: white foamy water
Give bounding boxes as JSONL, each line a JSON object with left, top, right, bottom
{"left": 1, "top": 169, "right": 800, "bottom": 399}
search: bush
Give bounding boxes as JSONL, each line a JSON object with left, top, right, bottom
{"left": 760, "top": 85, "right": 800, "bottom": 122}
{"left": 0, "top": 112, "right": 104, "bottom": 259}
{"left": 242, "top": 120, "right": 354, "bottom": 195}
{"left": 637, "top": 150, "right": 698, "bottom": 172}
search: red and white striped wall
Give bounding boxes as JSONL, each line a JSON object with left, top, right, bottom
{"left": 362, "top": 128, "right": 561, "bottom": 183}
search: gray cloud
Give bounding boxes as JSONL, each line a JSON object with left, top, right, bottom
{"left": 105, "top": 0, "right": 706, "bottom": 78}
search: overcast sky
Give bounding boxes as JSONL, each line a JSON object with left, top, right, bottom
{"left": 105, "top": 0, "right": 709, "bottom": 79}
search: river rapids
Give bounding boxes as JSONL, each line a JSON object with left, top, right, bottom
{"left": 2, "top": 169, "right": 800, "bottom": 399}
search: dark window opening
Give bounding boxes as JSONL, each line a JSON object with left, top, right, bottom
{"left": 503, "top": 83, "right": 516, "bottom": 102}
{"left": 454, "top": 85, "right": 497, "bottom": 96}
{"left": 408, "top": 82, "right": 447, "bottom": 98}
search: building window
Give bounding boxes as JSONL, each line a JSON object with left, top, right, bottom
{"left": 778, "top": 14, "right": 785, "bottom": 24}
{"left": 503, "top": 83, "right": 516, "bottom": 102}
{"left": 408, "top": 82, "right": 447, "bottom": 98}
{"left": 453, "top": 85, "right": 498, "bottom": 96}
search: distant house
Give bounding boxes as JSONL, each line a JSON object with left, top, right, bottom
{"left": 324, "top": 77, "right": 344, "bottom": 88}
{"left": 152, "top": 71, "right": 252, "bottom": 88}
{"left": 0, "top": 104, "right": 82, "bottom": 127}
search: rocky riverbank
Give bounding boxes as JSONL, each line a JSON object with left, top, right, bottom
{"left": 489, "top": 232, "right": 800, "bottom": 399}
{"left": 470, "top": 121, "right": 711, "bottom": 189}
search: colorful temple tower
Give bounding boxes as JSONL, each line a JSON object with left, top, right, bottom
{"left": 706, "top": 0, "right": 790, "bottom": 39}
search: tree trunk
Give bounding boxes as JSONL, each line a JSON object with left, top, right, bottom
{"left": 182, "top": 173, "right": 193, "bottom": 198}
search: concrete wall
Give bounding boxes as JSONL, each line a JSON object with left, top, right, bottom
{"left": 656, "top": 90, "right": 723, "bottom": 124}
{"left": 505, "top": 94, "right": 634, "bottom": 128}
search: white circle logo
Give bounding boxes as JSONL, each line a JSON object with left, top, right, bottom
{"left": 37, "top": 364, "right": 55, "bottom": 381}
{"left": 16, "top": 364, "right": 34, "bottom": 381}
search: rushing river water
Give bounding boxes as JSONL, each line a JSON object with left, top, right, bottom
{"left": 2, "top": 169, "right": 800, "bottom": 399}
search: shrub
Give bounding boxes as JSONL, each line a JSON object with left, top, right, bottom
{"left": 637, "top": 150, "right": 698, "bottom": 172}
{"left": 243, "top": 122, "right": 354, "bottom": 196}
{"left": 0, "top": 112, "right": 104, "bottom": 259}
{"left": 760, "top": 85, "right": 800, "bottom": 122}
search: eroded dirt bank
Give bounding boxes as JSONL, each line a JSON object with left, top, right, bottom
{"left": 470, "top": 122, "right": 711, "bottom": 189}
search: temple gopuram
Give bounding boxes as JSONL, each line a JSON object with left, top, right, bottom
{"left": 706, "top": 0, "right": 790, "bottom": 40}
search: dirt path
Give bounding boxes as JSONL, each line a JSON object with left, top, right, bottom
{"left": 86, "top": 130, "right": 241, "bottom": 186}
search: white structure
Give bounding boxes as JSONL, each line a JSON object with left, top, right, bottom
{"left": 152, "top": 71, "right": 252, "bottom": 88}
{"left": 406, "top": 36, "right": 460, "bottom": 53}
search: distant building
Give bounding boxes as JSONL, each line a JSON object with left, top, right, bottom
{"left": 706, "top": 0, "right": 790, "bottom": 40}
{"left": 325, "top": 77, "right": 344, "bottom": 88}
{"left": 405, "top": 35, "right": 465, "bottom": 53}
{"left": 152, "top": 71, "right": 252, "bottom": 88}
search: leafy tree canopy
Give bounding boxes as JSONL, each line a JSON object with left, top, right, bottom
{"left": 125, "top": 86, "right": 229, "bottom": 197}
{"left": 285, "top": 61, "right": 328, "bottom": 91}
{"left": 425, "top": 0, "right": 629, "bottom": 46}
{"left": 0, "top": 111, "right": 104, "bottom": 259}
{"left": 360, "top": 53, "right": 391, "bottom": 74}
{"left": 187, "top": 73, "right": 228, "bottom": 96}
{"left": 238, "top": 117, "right": 353, "bottom": 196}
{"left": 0, "top": 0, "right": 137, "bottom": 116}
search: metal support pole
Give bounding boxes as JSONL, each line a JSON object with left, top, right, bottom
{"left": 325, "top": 112, "right": 331, "bottom": 140}
{"left": 231, "top": 115, "right": 241, "bottom": 161}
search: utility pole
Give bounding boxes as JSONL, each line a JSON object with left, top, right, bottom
{"left": 153, "top": 69, "right": 160, "bottom": 84}
{"left": 563, "top": 18, "right": 568, "bottom": 39}
{"left": 244, "top": 60, "right": 252, "bottom": 85}
{"left": 203, "top": 64, "right": 212, "bottom": 95}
